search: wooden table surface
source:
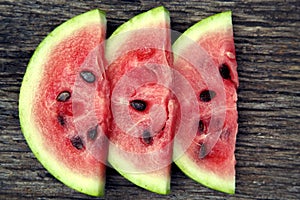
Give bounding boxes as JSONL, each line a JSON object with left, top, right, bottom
{"left": 0, "top": 0, "right": 299, "bottom": 199}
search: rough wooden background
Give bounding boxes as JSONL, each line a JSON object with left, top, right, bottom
{"left": 0, "top": 0, "right": 299, "bottom": 199}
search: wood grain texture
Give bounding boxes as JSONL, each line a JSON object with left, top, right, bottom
{"left": 0, "top": 0, "right": 299, "bottom": 199}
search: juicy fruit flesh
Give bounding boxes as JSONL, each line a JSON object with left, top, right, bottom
{"left": 19, "top": 9, "right": 108, "bottom": 196}
{"left": 189, "top": 25, "right": 237, "bottom": 177}
{"left": 197, "top": 31, "right": 238, "bottom": 88}
{"left": 110, "top": 83, "right": 173, "bottom": 154}
{"left": 33, "top": 25, "right": 108, "bottom": 176}
{"left": 105, "top": 7, "right": 175, "bottom": 194}
{"left": 190, "top": 110, "right": 237, "bottom": 173}
{"left": 108, "top": 47, "right": 175, "bottom": 172}
{"left": 172, "top": 11, "right": 238, "bottom": 193}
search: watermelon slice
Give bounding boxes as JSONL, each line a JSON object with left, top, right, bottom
{"left": 19, "top": 10, "right": 109, "bottom": 196}
{"left": 106, "top": 6, "right": 175, "bottom": 194}
{"left": 172, "top": 11, "right": 238, "bottom": 194}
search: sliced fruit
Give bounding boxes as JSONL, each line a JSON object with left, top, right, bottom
{"left": 19, "top": 9, "right": 109, "bottom": 196}
{"left": 172, "top": 11, "right": 238, "bottom": 194}
{"left": 106, "top": 6, "right": 175, "bottom": 194}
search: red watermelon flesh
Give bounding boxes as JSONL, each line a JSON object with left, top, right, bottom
{"left": 19, "top": 10, "right": 109, "bottom": 196}
{"left": 106, "top": 7, "right": 175, "bottom": 194}
{"left": 108, "top": 49, "right": 175, "bottom": 167}
{"left": 172, "top": 11, "right": 238, "bottom": 194}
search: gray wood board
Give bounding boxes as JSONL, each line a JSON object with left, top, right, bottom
{"left": 0, "top": 0, "right": 299, "bottom": 199}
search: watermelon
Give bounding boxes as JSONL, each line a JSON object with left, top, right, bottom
{"left": 20, "top": 7, "right": 239, "bottom": 196}
{"left": 106, "top": 6, "right": 175, "bottom": 194}
{"left": 172, "top": 11, "right": 238, "bottom": 194}
{"left": 19, "top": 10, "right": 109, "bottom": 196}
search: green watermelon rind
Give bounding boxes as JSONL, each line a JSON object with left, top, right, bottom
{"left": 173, "top": 11, "right": 232, "bottom": 52}
{"left": 110, "top": 6, "right": 170, "bottom": 37}
{"left": 108, "top": 146, "right": 171, "bottom": 195}
{"left": 174, "top": 145, "right": 235, "bottom": 194}
{"left": 105, "top": 6, "right": 170, "bottom": 65}
{"left": 19, "top": 9, "right": 106, "bottom": 197}
{"left": 172, "top": 11, "right": 236, "bottom": 194}
{"left": 106, "top": 6, "right": 172, "bottom": 195}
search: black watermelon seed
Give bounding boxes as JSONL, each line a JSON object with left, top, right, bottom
{"left": 56, "top": 91, "right": 71, "bottom": 102}
{"left": 130, "top": 100, "right": 147, "bottom": 111}
{"left": 219, "top": 64, "right": 231, "bottom": 79}
{"left": 161, "top": 124, "right": 166, "bottom": 131}
{"left": 200, "top": 90, "right": 216, "bottom": 102}
{"left": 71, "top": 136, "right": 84, "bottom": 150}
{"left": 57, "top": 114, "right": 65, "bottom": 126}
{"left": 142, "top": 130, "right": 153, "bottom": 145}
{"left": 80, "top": 71, "right": 96, "bottom": 83}
{"left": 199, "top": 143, "right": 207, "bottom": 159}
{"left": 198, "top": 120, "right": 204, "bottom": 132}
{"left": 87, "top": 125, "right": 98, "bottom": 140}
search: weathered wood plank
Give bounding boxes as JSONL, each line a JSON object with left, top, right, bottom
{"left": 0, "top": 0, "right": 299, "bottom": 199}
